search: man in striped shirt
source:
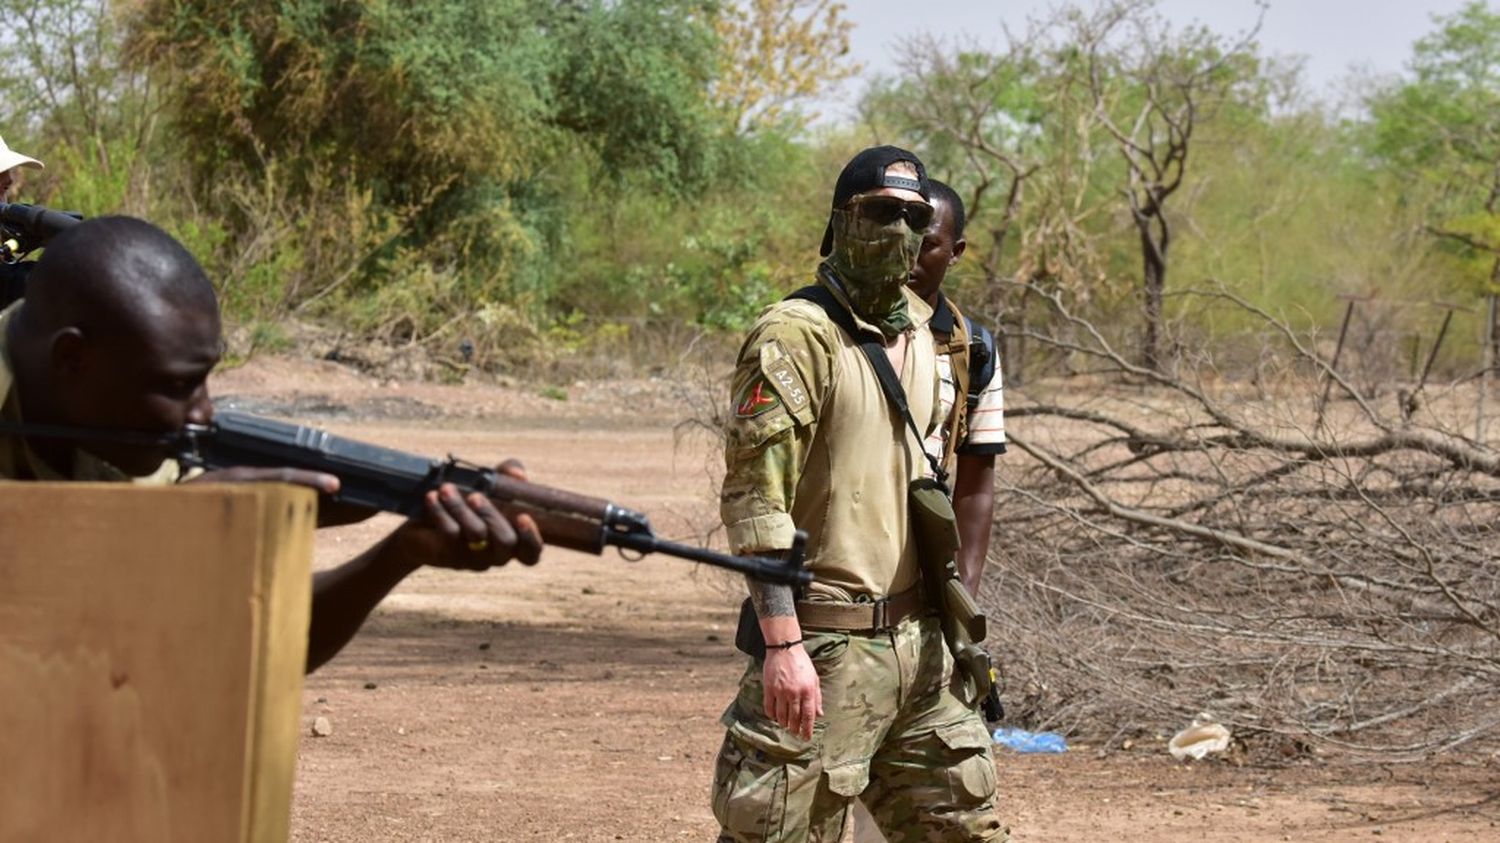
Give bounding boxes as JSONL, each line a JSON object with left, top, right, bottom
{"left": 908, "top": 180, "right": 1006, "bottom": 595}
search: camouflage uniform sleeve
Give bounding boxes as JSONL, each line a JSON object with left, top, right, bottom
{"left": 719, "top": 303, "right": 835, "bottom": 555}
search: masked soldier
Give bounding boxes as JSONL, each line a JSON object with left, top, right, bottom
{"left": 711, "top": 147, "right": 1006, "bottom": 842}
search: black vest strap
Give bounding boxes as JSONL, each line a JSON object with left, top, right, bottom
{"left": 963, "top": 315, "right": 998, "bottom": 413}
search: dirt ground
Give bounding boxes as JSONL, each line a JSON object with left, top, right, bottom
{"left": 211, "top": 357, "right": 1500, "bottom": 843}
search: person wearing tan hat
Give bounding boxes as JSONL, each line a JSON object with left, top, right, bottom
{"left": 0, "top": 135, "right": 43, "bottom": 203}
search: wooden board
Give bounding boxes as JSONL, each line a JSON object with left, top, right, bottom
{"left": 0, "top": 483, "right": 315, "bottom": 843}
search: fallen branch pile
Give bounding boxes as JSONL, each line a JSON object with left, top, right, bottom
{"left": 986, "top": 288, "right": 1499, "bottom": 759}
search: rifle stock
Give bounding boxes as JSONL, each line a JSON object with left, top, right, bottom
{"left": 174, "top": 411, "right": 811, "bottom": 586}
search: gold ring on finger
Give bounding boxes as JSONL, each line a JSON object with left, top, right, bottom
{"left": 467, "top": 539, "right": 489, "bottom": 552}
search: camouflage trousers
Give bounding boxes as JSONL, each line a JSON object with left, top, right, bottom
{"left": 710, "top": 614, "right": 1007, "bottom": 843}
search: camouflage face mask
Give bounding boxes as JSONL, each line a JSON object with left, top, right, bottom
{"left": 825, "top": 207, "right": 922, "bottom": 337}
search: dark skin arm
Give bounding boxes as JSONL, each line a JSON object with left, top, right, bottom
{"left": 316, "top": 499, "right": 382, "bottom": 528}
{"left": 306, "top": 474, "right": 541, "bottom": 672}
{"left": 189, "top": 463, "right": 542, "bottom": 673}
{"left": 307, "top": 533, "right": 423, "bottom": 673}
{"left": 953, "top": 452, "right": 996, "bottom": 596}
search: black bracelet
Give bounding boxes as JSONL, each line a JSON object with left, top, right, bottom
{"left": 766, "top": 638, "right": 803, "bottom": 650}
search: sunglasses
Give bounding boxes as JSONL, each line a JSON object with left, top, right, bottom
{"left": 844, "top": 194, "right": 934, "bottom": 231}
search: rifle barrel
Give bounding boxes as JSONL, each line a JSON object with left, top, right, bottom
{"left": 187, "top": 412, "right": 810, "bottom": 586}
{"left": 605, "top": 531, "right": 811, "bottom": 587}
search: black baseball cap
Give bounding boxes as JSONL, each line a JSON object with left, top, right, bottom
{"left": 820, "top": 145, "right": 931, "bottom": 256}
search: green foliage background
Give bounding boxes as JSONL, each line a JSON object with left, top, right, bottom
{"left": 1, "top": 0, "right": 1498, "bottom": 376}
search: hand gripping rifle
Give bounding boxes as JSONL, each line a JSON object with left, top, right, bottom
{"left": 171, "top": 411, "right": 812, "bottom": 587}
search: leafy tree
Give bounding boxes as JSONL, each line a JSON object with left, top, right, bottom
{"left": 712, "top": 0, "right": 860, "bottom": 134}
{"left": 863, "top": 39, "right": 1046, "bottom": 296}
{"left": 861, "top": 2, "right": 1268, "bottom": 378}
{"left": 1070, "top": 0, "right": 1266, "bottom": 371}
{"left": 860, "top": 34, "right": 1100, "bottom": 383}
{"left": 1368, "top": 0, "right": 1500, "bottom": 365}
{"left": 0, "top": 0, "right": 162, "bottom": 214}
{"left": 130, "top": 0, "right": 730, "bottom": 319}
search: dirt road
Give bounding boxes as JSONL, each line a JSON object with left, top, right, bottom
{"left": 212, "top": 358, "right": 1500, "bottom": 842}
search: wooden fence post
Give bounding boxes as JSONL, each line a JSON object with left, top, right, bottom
{"left": 1405, "top": 308, "right": 1454, "bottom": 421}
{"left": 1481, "top": 293, "right": 1496, "bottom": 442}
{"left": 1316, "top": 299, "right": 1356, "bottom": 431}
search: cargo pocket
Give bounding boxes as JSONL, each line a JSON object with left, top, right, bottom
{"left": 933, "top": 718, "right": 998, "bottom": 806}
{"left": 712, "top": 717, "right": 820, "bottom": 841}
{"left": 822, "top": 760, "right": 870, "bottom": 798}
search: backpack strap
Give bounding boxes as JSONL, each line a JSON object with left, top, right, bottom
{"left": 964, "top": 315, "right": 998, "bottom": 415}
{"left": 939, "top": 296, "right": 973, "bottom": 473}
{"left": 787, "top": 278, "right": 948, "bottom": 488}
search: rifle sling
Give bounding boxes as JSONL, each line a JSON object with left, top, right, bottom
{"left": 939, "top": 294, "right": 972, "bottom": 473}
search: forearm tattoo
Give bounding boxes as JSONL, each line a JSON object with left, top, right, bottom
{"left": 747, "top": 577, "right": 797, "bottom": 618}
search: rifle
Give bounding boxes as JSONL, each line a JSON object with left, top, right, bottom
{"left": 168, "top": 411, "right": 811, "bottom": 587}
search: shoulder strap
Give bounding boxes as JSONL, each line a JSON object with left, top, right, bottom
{"left": 941, "top": 298, "right": 973, "bottom": 472}
{"left": 788, "top": 281, "right": 948, "bottom": 487}
{"left": 964, "top": 315, "right": 998, "bottom": 413}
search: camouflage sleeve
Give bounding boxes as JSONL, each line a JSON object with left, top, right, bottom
{"left": 719, "top": 302, "right": 835, "bottom": 555}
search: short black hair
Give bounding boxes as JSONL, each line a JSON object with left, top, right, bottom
{"left": 927, "top": 179, "right": 966, "bottom": 240}
{"left": 24, "top": 215, "right": 217, "bottom": 337}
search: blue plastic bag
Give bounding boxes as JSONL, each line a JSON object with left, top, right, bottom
{"left": 991, "top": 727, "right": 1067, "bottom": 753}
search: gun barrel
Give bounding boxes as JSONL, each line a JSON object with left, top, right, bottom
{"left": 189, "top": 411, "right": 810, "bottom": 585}
{"left": 605, "top": 531, "right": 811, "bottom": 587}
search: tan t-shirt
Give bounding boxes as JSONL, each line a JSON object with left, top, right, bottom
{"left": 0, "top": 301, "right": 181, "bottom": 484}
{"left": 720, "top": 274, "right": 940, "bottom": 602}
